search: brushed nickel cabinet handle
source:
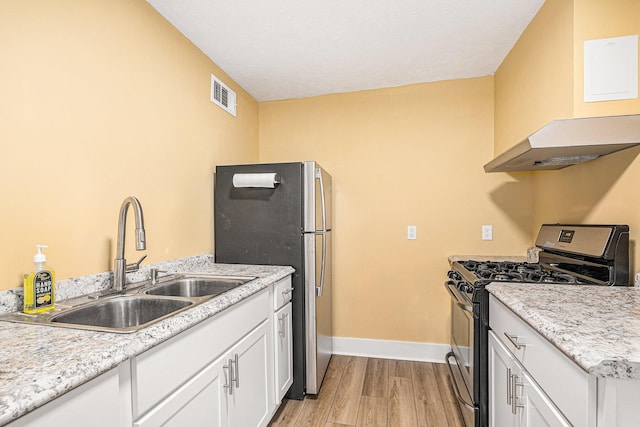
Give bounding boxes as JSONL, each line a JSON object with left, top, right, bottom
{"left": 233, "top": 353, "right": 240, "bottom": 388}
{"left": 504, "top": 332, "right": 526, "bottom": 350}
{"left": 223, "top": 362, "right": 232, "bottom": 395}
{"left": 278, "top": 315, "right": 285, "bottom": 337}
{"left": 507, "top": 368, "right": 513, "bottom": 406}
{"left": 511, "top": 375, "right": 524, "bottom": 414}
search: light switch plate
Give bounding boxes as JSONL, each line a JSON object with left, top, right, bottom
{"left": 407, "top": 225, "right": 417, "bottom": 240}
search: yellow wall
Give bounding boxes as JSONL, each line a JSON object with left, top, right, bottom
{"left": 495, "top": 0, "right": 640, "bottom": 273}
{"left": 573, "top": 0, "right": 640, "bottom": 117}
{"left": 259, "top": 78, "right": 531, "bottom": 344}
{"left": 0, "top": 0, "right": 259, "bottom": 290}
{"left": 494, "top": 0, "right": 574, "bottom": 156}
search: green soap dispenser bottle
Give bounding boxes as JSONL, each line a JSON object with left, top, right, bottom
{"left": 24, "top": 245, "right": 55, "bottom": 314}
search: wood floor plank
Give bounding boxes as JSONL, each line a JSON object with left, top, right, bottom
{"left": 356, "top": 396, "right": 387, "bottom": 426}
{"left": 326, "top": 356, "right": 368, "bottom": 425}
{"left": 411, "top": 361, "right": 453, "bottom": 426}
{"left": 294, "top": 355, "right": 348, "bottom": 427}
{"left": 388, "top": 359, "right": 413, "bottom": 378}
{"left": 270, "top": 357, "right": 465, "bottom": 427}
{"left": 388, "top": 376, "right": 418, "bottom": 427}
{"left": 362, "top": 358, "right": 389, "bottom": 398}
{"left": 269, "top": 398, "right": 305, "bottom": 426}
{"left": 434, "top": 363, "right": 465, "bottom": 426}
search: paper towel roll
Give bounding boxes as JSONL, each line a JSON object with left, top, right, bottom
{"left": 232, "top": 173, "right": 279, "bottom": 188}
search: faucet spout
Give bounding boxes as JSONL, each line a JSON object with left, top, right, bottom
{"left": 113, "top": 196, "right": 146, "bottom": 291}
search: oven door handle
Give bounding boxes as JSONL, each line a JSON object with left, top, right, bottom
{"left": 445, "top": 351, "right": 475, "bottom": 411}
{"left": 445, "top": 281, "right": 473, "bottom": 313}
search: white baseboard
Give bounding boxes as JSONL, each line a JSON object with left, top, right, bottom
{"left": 332, "top": 336, "right": 450, "bottom": 363}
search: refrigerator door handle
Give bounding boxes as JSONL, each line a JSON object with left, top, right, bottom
{"left": 317, "top": 232, "right": 326, "bottom": 297}
{"left": 315, "top": 167, "right": 327, "bottom": 297}
{"left": 316, "top": 167, "right": 327, "bottom": 232}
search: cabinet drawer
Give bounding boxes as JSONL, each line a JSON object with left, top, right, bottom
{"left": 489, "top": 294, "right": 596, "bottom": 427}
{"left": 273, "top": 276, "right": 293, "bottom": 310}
{"left": 134, "top": 289, "right": 269, "bottom": 417}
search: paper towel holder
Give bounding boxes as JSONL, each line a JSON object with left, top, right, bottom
{"left": 232, "top": 172, "right": 281, "bottom": 188}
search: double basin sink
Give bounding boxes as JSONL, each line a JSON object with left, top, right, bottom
{"left": 0, "top": 274, "right": 255, "bottom": 333}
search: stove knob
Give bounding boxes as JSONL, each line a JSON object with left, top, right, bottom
{"left": 447, "top": 271, "right": 461, "bottom": 280}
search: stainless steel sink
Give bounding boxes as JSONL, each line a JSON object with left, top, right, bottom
{"left": 50, "top": 295, "right": 193, "bottom": 332}
{"left": 0, "top": 273, "right": 256, "bottom": 333}
{"left": 144, "top": 275, "right": 253, "bottom": 298}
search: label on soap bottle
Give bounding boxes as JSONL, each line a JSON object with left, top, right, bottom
{"left": 33, "top": 270, "right": 53, "bottom": 309}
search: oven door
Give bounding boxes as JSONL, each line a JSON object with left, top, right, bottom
{"left": 445, "top": 280, "right": 476, "bottom": 426}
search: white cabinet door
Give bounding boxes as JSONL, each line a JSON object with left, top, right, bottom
{"left": 488, "top": 331, "right": 518, "bottom": 427}
{"left": 134, "top": 354, "right": 228, "bottom": 427}
{"left": 519, "top": 370, "right": 571, "bottom": 427}
{"left": 274, "top": 302, "right": 293, "bottom": 403}
{"left": 489, "top": 331, "right": 571, "bottom": 427}
{"left": 226, "top": 320, "right": 272, "bottom": 427}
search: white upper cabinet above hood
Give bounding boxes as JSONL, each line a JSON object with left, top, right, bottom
{"left": 484, "top": 114, "right": 640, "bottom": 172}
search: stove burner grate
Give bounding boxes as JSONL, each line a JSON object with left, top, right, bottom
{"left": 459, "top": 260, "right": 581, "bottom": 284}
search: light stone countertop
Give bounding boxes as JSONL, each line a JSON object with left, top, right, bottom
{"left": 487, "top": 282, "right": 640, "bottom": 381}
{"left": 0, "top": 254, "right": 294, "bottom": 425}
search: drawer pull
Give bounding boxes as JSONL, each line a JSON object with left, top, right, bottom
{"left": 282, "top": 287, "right": 293, "bottom": 295}
{"left": 504, "top": 332, "right": 525, "bottom": 350}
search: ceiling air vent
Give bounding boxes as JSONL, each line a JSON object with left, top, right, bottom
{"left": 210, "top": 73, "right": 236, "bottom": 117}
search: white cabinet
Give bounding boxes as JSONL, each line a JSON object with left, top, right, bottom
{"left": 134, "top": 320, "right": 272, "bottom": 427}
{"left": 272, "top": 277, "right": 293, "bottom": 404}
{"left": 225, "top": 320, "right": 272, "bottom": 426}
{"left": 132, "top": 288, "right": 275, "bottom": 427}
{"left": 6, "top": 275, "right": 295, "bottom": 427}
{"left": 489, "top": 295, "right": 596, "bottom": 427}
{"left": 488, "top": 330, "right": 518, "bottom": 427}
{"left": 488, "top": 331, "right": 570, "bottom": 427}
{"left": 133, "top": 353, "right": 227, "bottom": 427}
{"left": 274, "top": 302, "right": 293, "bottom": 402}
{"left": 519, "top": 369, "right": 571, "bottom": 427}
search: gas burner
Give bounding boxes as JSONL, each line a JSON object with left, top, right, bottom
{"left": 457, "top": 260, "right": 588, "bottom": 285}
{"left": 492, "top": 272, "right": 526, "bottom": 282}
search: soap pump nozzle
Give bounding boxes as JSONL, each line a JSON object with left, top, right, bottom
{"left": 34, "top": 245, "right": 48, "bottom": 268}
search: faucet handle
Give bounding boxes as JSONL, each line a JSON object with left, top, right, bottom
{"left": 126, "top": 254, "right": 147, "bottom": 273}
{"left": 150, "top": 268, "right": 168, "bottom": 285}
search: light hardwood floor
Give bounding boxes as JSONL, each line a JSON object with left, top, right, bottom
{"left": 269, "top": 355, "right": 465, "bottom": 427}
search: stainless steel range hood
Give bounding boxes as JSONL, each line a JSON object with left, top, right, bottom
{"left": 484, "top": 114, "right": 640, "bottom": 172}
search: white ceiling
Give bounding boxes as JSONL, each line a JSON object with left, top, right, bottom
{"left": 147, "top": 0, "right": 545, "bottom": 102}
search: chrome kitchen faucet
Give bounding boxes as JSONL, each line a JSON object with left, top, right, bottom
{"left": 113, "top": 196, "right": 147, "bottom": 291}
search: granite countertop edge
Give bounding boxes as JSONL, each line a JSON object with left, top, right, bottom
{"left": 0, "top": 254, "right": 294, "bottom": 425}
{"left": 487, "top": 282, "right": 640, "bottom": 381}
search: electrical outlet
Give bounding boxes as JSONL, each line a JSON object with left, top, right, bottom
{"left": 407, "top": 225, "right": 417, "bottom": 240}
{"left": 482, "top": 225, "right": 493, "bottom": 241}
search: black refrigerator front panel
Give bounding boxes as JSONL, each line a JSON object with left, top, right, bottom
{"left": 214, "top": 162, "right": 306, "bottom": 399}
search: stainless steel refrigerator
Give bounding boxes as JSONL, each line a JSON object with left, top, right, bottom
{"left": 214, "top": 161, "right": 333, "bottom": 399}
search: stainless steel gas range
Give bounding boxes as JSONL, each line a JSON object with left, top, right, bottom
{"left": 444, "top": 224, "right": 631, "bottom": 427}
